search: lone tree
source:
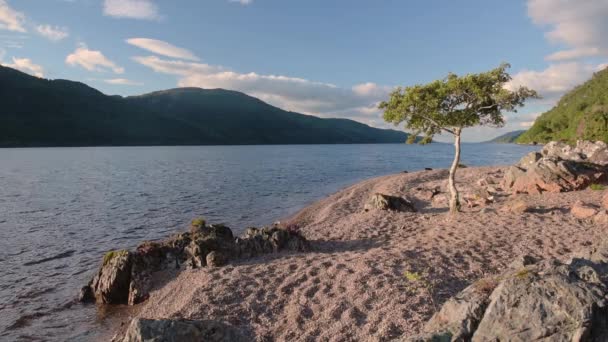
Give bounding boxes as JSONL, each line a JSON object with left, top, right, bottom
{"left": 380, "top": 63, "right": 538, "bottom": 214}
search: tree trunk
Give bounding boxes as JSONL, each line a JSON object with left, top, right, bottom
{"left": 448, "top": 128, "right": 462, "bottom": 214}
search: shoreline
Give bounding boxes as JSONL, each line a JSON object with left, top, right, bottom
{"left": 106, "top": 164, "right": 608, "bottom": 340}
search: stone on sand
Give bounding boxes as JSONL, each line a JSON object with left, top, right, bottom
{"left": 122, "top": 318, "right": 247, "bottom": 342}
{"left": 571, "top": 200, "right": 598, "bottom": 220}
{"left": 364, "top": 193, "right": 416, "bottom": 212}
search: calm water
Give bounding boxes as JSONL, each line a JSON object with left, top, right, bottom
{"left": 0, "top": 143, "right": 538, "bottom": 341}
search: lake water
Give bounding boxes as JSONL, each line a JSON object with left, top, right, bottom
{"left": 0, "top": 143, "right": 539, "bottom": 341}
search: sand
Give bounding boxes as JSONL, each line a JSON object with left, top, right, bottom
{"left": 127, "top": 167, "right": 607, "bottom": 341}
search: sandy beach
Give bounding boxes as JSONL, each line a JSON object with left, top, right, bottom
{"left": 121, "top": 166, "right": 607, "bottom": 341}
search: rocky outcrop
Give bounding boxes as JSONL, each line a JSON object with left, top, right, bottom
{"left": 542, "top": 140, "right": 608, "bottom": 166}
{"left": 80, "top": 221, "right": 309, "bottom": 305}
{"left": 121, "top": 318, "right": 247, "bottom": 342}
{"left": 411, "top": 242, "right": 608, "bottom": 341}
{"left": 502, "top": 141, "right": 608, "bottom": 195}
{"left": 364, "top": 193, "right": 416, "bottom": 212}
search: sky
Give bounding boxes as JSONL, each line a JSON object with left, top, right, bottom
{"left": 1, "top": 0, "right": 607, "bottom": 142}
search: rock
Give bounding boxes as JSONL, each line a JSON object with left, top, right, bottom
{"left": 575, "top": 140, "right": 608, "bottom": 165}
{"left": 78, "top": 285, "right": 95, "bottom": 303}
{"left": 415, "top": 249, "right": 608, "bottom": 341}
{"left": 432, "top": 194, "right": 448, "bottom": 206}
{"left": 602, "top": 192, "right": 608, "bottom": 210}
{"left": 501, "top": 165, "right": 526, "bottom": 190}
{"left": 206, "top": 251, "right": 227, "bottom": 267}
{"left": 508, "top": 254, "right": 539, "bottom": 269}
{"left": 501, "top": 199, "right": 532, "bottom": 214}
{"left": 416, "top": 187, "right": 441, "bottom": 201}
{"left": 541, "top": 141, "right": 583, "bottom": 161}
{"left": 571, "top": 200, "right": 599, "bottom": 220}
{"left": 419, "top": 279, "right": 496, "bottom": 341}
{"left": 594, "top": 210, "right": 608, "bottom": 225}
{"left": 502, "top": 141, "right": 608, "bottom": 195}
{"left": 364, "top": 193, "right": 416, "bottom": 212}
{"left": 122, "top": 318, "right": 247, "bottom": 342}
{"left": 425, "top": 167, "right": 433, "bottom": 171}
{"left": 518, "top": 151, "right": 543, "bottom": 168}
{"left": 485, "top": 186, "right": 498, "bottom": 194}
{"left": 87, "top": 250, "right": 132, "bottom": 304}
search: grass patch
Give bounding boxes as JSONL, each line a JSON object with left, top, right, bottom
{"left": 590, "top": 184, "right": 607, "bottom": 191}
{"left": 515, "top": 268, "right": 531, "bottom": 279}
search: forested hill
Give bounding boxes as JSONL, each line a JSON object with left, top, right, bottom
{"left": 516, "top": 67, "right": 608, "bottom": 144}
{"left": 0, "top": 65, "right": 410, "bottom": 147}
{"left": 486, "top": 130, "right": 526, "bottom": 143}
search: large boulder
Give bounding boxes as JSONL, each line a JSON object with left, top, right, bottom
{"left": 122, "top": 318, "right": 247, "bottom": 342}
{"left": 82, "top": 250, "right": 133, "bottom": 304}
{"left": 411, "top": 244, "right": 608, "bottom": 341}
{"left": 364, "top": 193, "right": 417, "bottom": 212}
{"left": 502, "top": 141, "right": 608, "bottom": 195}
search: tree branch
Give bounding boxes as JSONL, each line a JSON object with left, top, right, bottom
{"left": 415, "top": 112, "right": 455, "bottom": 135}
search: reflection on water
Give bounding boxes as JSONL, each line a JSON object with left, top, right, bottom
{"left": 0, "top": 143, "right": 538, "bottom": 340}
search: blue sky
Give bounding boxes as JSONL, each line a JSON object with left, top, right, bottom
{"left": 1, "top": 0, "right": 607, "bottom": 141}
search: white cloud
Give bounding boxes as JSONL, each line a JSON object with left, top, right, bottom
{"left": 506, "top": 62, "right": 604, "bottom": 98}
{"left": 66, "top": 45, "right": 124, "bottom": 74}
{"left": 229, "top": 0, "right": 253, "bottom": 4}
{"left": 3, "top": 57, "right": 44, "bottom": 77}
{"left": 0, "top": 0, "right": 26, "bottom": 32}
{"left": 103, "top": 0, "right": 159, "bottom": 20}
{"left": 132, "top": 55, "right": 219, "bottom": 75}
{"left": 126, "top": 38, "right": 198, "bottom": 61}
{"left": 36, "top": 25, "right": 69, "bottom": 41}
{"left": 545, "top": 47, "right": 604, "bottom": 62}
{"left": 132, "top": 55, "right": 391, "bottom": 119}
{"left": 528, "top": 0, "right": 608, "bottom": 60}
{"left": 104, "top": 78, "right": 142, "bottom": 86}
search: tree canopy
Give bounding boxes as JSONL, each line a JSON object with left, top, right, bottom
{"left": 380, "top": 63, "right": 538, "bottom": 143}
{"left": 379, "top": 63, "right": 538, "bottom": 214}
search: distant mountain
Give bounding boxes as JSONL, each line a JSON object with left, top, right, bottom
{"left": 487, "top": 130, "right": 526, "bottom": 143}
{"left": 0, "top": 65, "right": 411, "bottom": 147}
{"left": 516, "top": 67, "right": 608, "bottom": 144}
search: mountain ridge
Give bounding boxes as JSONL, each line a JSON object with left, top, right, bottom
{"left": 0, "top": 65, "right": 411, "bottom": 147}
{"left": 486, "top": 130, "right": 526, "bottom": 143}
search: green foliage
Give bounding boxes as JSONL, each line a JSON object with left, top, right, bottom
{"left": 0, "top": 65, "right": 413, "bottom": 146}
{"left": 103, "top": 250, "right": 128, "bottom": 266}
{"left": 380, "top": 63, "right": 538, "bottom": 142}
{"left": 403, "top": 268, "right": 438, "bottom": 310}
{"left": 517, "top": 67, "right": 608, "bottom": 144}
{"left": 590, "top": 184, "right": 607, "bottom": 191}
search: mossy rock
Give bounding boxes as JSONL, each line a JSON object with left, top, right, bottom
{"left": 103, "top": 249, "right": 129, "bottom": 266}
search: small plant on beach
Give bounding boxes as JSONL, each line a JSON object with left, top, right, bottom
{"left": 403, "top": 268, "right": 438, "bottom": 310}
{"left": 590, "top": 184, "right": 606, "bottom": 191}
{"left": 380, "top": 63, "right": 538, "bottom": 214}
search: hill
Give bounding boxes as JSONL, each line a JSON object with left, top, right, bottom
{"left": 0, "top": 66, "right": 410, "bottom": 147}
{"left": 486, "top": 130, "right": 526, "bottom": 143}
{"left": 516, "top": 67, "right": 608, "bottom": 144}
